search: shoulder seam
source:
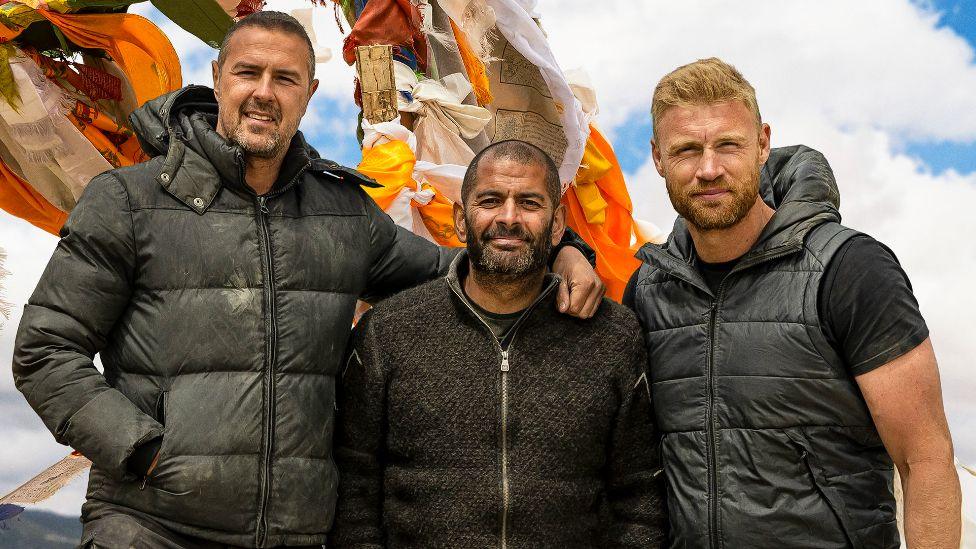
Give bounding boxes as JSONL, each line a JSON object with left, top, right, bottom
{"left": 102, "top": 172, "right": 138, "bottom": 284}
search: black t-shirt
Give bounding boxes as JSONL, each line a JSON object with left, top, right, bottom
{"left": 467, "top": 297, "right": 524, "bottom": 343}
{"left": 623, "top": 235, "right": 929, "bottom": 376}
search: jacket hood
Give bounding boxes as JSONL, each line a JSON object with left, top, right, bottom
{"left": 637, "top": 145, "right": 841, "bottom": 277}
{"left": 127, "top": 85, "right": 371, "bottom": 213}
{"left": 130, "top": 85, "right": 220, "bottom": 158}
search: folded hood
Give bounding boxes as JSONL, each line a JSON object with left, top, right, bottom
{"left": 126, "top": 85, "right": 366, "bottom": 212}
{"left": 130, "top": 85, "right": 220, "bottom": 159}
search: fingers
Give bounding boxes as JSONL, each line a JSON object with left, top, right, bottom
{"left": 565, "top": 275, "right": 604, "bottom": 319}
{"left": 558, "top": 277, "right": 571, "bottom": 312}
{"left": 580, "top": 279, "right": 606, "bottom": 319}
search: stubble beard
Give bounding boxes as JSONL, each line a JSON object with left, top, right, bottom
{"left": 222, "top": 100, "right": 286, "bottom": 159}
{"left": 466, "top": 215, "right": 553, "bottom": 284}
{"left": 232, "top": 125, "right": 282, "bottom": 159}
{"left": 666, "top": 162, "right": 761, "bottom": 231}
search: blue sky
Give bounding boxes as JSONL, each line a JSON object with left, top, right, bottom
{"left": 904, "top": 0, "right": 976, "bottom": 173}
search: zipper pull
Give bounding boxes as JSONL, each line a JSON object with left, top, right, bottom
{"left": 257, "top": 196, "right": 269, "bottom": 215}
{"left": 500, "top": 350, "right": 510, "bottom": 372}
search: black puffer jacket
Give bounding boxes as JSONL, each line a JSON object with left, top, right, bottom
{"left": 632, "top": 146, "right": 897, "bottom": 548}
{"left": 12, "top": 85, "right": 453, "bottom": 547}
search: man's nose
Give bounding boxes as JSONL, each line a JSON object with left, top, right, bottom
{"left": 495, "top": 198, "right": 520, "bottom": 225}
{"left": 252, "top": 74, "right": 275, "bottom": 102}
{"left": 695, "top": 148, "right": 723, "bottom": 183}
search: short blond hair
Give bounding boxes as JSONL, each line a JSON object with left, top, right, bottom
{"left": 651, "top": 57, "right": 761, "bottom": 137}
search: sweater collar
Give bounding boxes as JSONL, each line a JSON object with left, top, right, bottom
{"left": 445, "top": 250, "right": 561, "bottom": 343}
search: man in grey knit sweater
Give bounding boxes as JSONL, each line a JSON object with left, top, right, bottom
{"left": 331, "top": 140, "right": 666, "bottom": 548}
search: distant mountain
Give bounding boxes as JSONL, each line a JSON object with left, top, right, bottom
{"left": 0, "top": 509, "right": 80, "bottom": 548}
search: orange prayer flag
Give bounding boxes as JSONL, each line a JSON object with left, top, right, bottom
{"left": 564, "top": 125, "right": 650, "bottom": 302}
{"left": 358, "top": 140, "right": 462, "bottom": 247}
{"left": 0, "top": 159, "right": 67, "bottom": 235}
{"left": 357, "top": 140, "right": 417, "bottom": 211}
{"left": 450, "top": 20, "right": 492, "bottom": 106}
{"left": 38, "top": 11, "right": 182, "bottom": 106}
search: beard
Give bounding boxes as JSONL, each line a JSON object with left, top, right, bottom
{"left": 665, "top": 163, "right": 761, "bottom": 231}
{"left": 466, "top": 216, "right": 553, "bottom": 281}
{"left": 222, "top": 99, "right": 286, "bottom": 159}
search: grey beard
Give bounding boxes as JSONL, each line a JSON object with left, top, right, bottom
{"left": 466, "top": 220, "right": 553, "bottom": 282}
{"left": 231, "top": 127, "right": 283, "bottom": 159}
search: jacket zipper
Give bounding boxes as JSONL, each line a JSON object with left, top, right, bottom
{"left": 500, "top": 349, "right": 510, "bottom": 549}
{"left": 255, "top": 194, "right": 276, "bottom": 548}
{"left": 706, "top": 280, "right": 728, "bottom": 549}
{"left": 447, "top": 278, "right": 558, "bottom": 549}
{"left": 252, "top": 161, "right": 311, "bottom": 548}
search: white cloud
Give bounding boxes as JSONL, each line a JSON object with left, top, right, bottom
{"left": 537, "top": 0, "right": 976, "bottom": 143}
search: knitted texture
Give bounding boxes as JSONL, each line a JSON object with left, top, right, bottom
{"left": 333, "top": 272, "right": 666, "bottom": 548}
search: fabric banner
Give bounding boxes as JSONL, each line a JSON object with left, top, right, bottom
{"left": 0, "top": 8, "right": 181, "bottom": 233}
{"left": 393, "top": 60, "right": 490, "bottom": 166}
{"left": 439, "top": 0, "right": 589, "bottom": 189}
{"left": 358, "top": 120, "right": 466, "bottom": 246}
{"left": 563, "top": 125, "right": 664, "bottom": 301}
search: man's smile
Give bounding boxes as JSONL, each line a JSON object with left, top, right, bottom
{"left": 243, "top": 110, "right": 277, "bottom": 126}
{"left": 692, "top": 187, "right": 732, "bottom": 202}
{"left": 488, "top": 236, "right": 527, "bottom": 249}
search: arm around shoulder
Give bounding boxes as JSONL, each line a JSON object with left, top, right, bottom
{"left": 359, "top": 189, "right": 453, "bottom": 303}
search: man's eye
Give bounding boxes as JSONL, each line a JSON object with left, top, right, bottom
{"left": 718, "top": 142, "right": 739, "bottom": 149}
{"left": 479, "top": 198, "right": 500, "bottom": 207}
{"left": 520, "top": 200, "right": 542, "bottom": 209}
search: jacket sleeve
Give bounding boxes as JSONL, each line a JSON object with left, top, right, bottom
{"left": 12, "top": 173, "right": 163, "bottom": 481}
{"left": 360, "top": 189, "right": 456, "bottom": 303}
{"left": 332, "top": 310, "right": 387, "bottom": 548}
{"left": 606, "top": 332, "right": 668, "bottom": 547}
{"left": 552, "top": 226, "right": 596, "bottom": 267}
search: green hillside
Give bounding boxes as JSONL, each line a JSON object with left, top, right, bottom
{"left": 0, "top": 510, "right": 80, "bottom": 549}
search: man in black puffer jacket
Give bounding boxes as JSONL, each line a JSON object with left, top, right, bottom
{"left": 332, "top": 140, "right": 666, "bottom": 548}
{"left": 12, "top": 13, "right": 602, "bottom": 549}
{"left": 624, "top": 57, "right": 959, "bottom": 548}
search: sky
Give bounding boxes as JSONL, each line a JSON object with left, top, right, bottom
{"left": 0, "top": 0, "right": 974, "bottom": 524}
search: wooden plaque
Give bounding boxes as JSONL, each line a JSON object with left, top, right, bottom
{"left": 355, "top": 45, "right": 398, "bottom": 124}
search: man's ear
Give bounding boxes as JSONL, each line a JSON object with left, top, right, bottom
{"left": 651, "top": 137, "right": 665, "bottom": 177}
{"left": 301, "top": 79, "right": 319, "bottom": 114}
{"left": 758, "top": 122, "right": 772, "bottom": 165}
{"left": 453, "top": 202, "right": 468, "bottom": 243}
{"left": 211, "top": 61, "right": 220, "bottom": 98}
{"left": 550, "top": 202, "right": 567, "bottom": 246}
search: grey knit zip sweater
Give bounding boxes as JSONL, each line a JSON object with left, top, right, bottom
{"left": 331, "top": 252, "right": 666, "bottom": 548}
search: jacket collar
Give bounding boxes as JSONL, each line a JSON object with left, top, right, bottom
{"left": 636, "top": 145, "right": 842, "bottom": 294}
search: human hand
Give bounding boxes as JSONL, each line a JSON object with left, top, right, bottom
{"left": 552, "top": 246, "right": 605, "bottom": 319}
